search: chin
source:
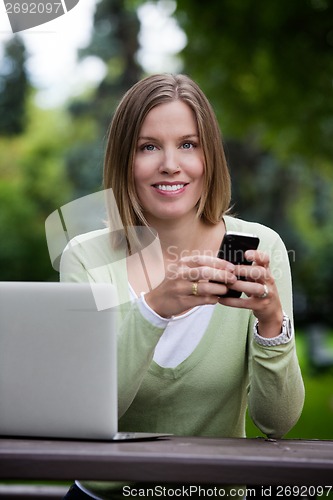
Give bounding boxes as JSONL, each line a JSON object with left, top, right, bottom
{"left": 147, "top": 208, "right": 197, "bottom": 223}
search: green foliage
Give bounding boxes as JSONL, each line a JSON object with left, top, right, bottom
{"left": 0, "top": 101, "right": 73, "bottom": 281}
{"left": 287, "top": 165, "right": 333, "bottom": 323}
{"left": 175, "top": 0, "right": 333, "bottom": 162}
{"left": 66, "top": 0, "right": 144, "bottom": 198}
{"left": 79, "top": 0, "right": 140, "bottom": 74}
{"left": 0, "top": 35, "right": 29, "bottom": 136}
{"left": 0, "top": 0, "right": 146, "bottom": 282}
{"left": 228, "top": 143, "right": 333, "bottom": 324}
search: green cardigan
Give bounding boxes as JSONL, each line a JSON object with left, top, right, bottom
{"left": 60, "top": 216, "right": 305, "bottom": 499}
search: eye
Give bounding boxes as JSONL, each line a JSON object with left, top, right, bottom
{"left": 141, "top": 144, "right": 157, "bottom": 152}
{"left": 181, "top": 142, "right": 196, "bottom": 150}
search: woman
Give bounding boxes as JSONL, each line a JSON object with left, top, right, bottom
{"left": 61, "top": 74, "right": 304, "bottom": 499}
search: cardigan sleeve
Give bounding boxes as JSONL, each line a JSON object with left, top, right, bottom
{"left": 59, "top": 233, "right": 166, "bottom": 418}
{"left": 247, "top": 230, "right": 305, "bottom": 438}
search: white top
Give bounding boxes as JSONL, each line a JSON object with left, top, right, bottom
{"left": 129, "top": 285, "right": 215, "bottom": 368}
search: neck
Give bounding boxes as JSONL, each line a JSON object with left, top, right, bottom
{"left": 146, "top": 213, "right": 218, "bottom": 262}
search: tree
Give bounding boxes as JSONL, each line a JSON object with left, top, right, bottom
{"left": 0, "top": 35, "right": 29, "bottom": 135}
{"left": 0, "top": 104, "right": 73, "bottom": 281}
{"left": 175, "top": 0, "right": 333, "bottom": 162}
{"left": 66, "top": 0, "right": 143, "bottom": 197}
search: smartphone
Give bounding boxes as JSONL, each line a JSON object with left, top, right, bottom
{"left": 214, "top": 231, "right": 260, "bottom": 298}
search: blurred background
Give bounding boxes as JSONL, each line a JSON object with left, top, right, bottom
{"left": 1, "top": 0, "right": 333, "bottom": 440}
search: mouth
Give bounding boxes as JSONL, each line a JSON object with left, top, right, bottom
{"left": 152, "top": 183, "right": 189, "bottom": 193}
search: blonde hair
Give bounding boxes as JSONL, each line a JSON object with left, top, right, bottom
{"left": 103, "top": 73, "right": 231, "bottom": 232}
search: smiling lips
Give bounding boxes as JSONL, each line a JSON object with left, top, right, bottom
{"left": 152, "top": 183, "right": 188, "bottom": 194}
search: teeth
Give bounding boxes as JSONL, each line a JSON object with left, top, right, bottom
{"left": 156, "top": 184, "right": 185, "bottom": 191}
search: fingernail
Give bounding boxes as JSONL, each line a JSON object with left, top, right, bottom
{"left": 245, "top": 250, "right": 254, "bottom": 260}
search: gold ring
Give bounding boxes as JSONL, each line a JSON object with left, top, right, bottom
{"left": 192, "top": 282, "right": 199, "bottom": 296}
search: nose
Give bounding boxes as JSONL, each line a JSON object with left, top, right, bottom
{"left": 159, "top": 151, "right": 180, "bottom": 175}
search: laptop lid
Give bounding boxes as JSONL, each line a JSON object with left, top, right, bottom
{"left": 0, "top": 281, "right": 118, "bottom": 440}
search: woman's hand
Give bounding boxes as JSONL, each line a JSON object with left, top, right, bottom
{"left": 144, "top": 254, "right": 237, "bottom": 318}
{"left": 144, "top": 250, "right": 284, "bottom": 338}
{"left": 218, "top": 249, "right": 284, "bottom": 338}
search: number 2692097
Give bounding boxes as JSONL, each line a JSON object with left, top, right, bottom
{"left": 5, "top": 2, "right": 62, "bottom": 14}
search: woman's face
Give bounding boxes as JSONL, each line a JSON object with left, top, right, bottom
{"left": 133, "top": 100, "right": 205, "bottom": 225}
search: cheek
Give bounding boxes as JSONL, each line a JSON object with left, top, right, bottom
{"left": 133, "top": 156, "right": 153, "bottom": 182}
{"left": 133, "top": 164, "right": 151, "bottom": 202}
{"left": 192, "top": 162, "right": 205, "bottom": 184}
{"left": 133, "top": 161, "right": 145, "bottom": 186}
{"left": 186, "top": 152, "right": 205, "bottom": 177}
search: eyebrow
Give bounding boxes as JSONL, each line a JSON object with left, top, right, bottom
{"left": 137, "top": 134, "right": 199, "bottom": 142}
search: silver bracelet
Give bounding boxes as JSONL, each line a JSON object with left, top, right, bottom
{"left": 253, "top": 313, "right": 293, "bottom": 347}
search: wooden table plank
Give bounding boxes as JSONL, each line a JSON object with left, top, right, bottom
{"left": 0, "top": 436, "right": 333, "bottom": 485}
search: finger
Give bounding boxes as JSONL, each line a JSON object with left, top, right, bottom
{"left": 218, "top": 274, "right": 276, "bottom": 300}
{"left": 237, "top": 265, "right": 271, "bottom": 283}
{"left": 180, "top": 254, "right": 236, "bottom": 272}
{"left": 218, "top": 289, "right": 270, "bottom": 308}
{"left": 218, "top": 294, "right": 260, "bottom": 309}
{"left": 238, "top": 280, "right": 272, "bottom": 298}
{"left": 190, "top": 280, "right": 230, "bottom": 298}
{"left": 180, "top": 265, "right": 237, "bottom": 284}
{"left": 257, "top": 283, "right": 269, "bottom": 299}
{"left": 245, "top": 250, "right": 270, "bottom": 268}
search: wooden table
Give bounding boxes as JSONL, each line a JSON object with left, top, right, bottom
{"left": 1, "top": 436, "right": 333, "bottom": 487}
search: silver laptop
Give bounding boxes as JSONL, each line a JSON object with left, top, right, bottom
{"left": 0, "top": 282, "right": 170, "bottom": 441}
